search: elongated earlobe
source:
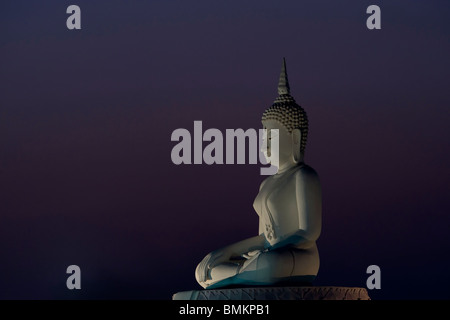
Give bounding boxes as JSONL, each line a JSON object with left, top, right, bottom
{"left": 292, "top": 129, "right": 301, "bottom": 163}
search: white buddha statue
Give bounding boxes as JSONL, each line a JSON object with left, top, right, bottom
{"left": 195, "top": 59, "right": 322, "bottom": 289}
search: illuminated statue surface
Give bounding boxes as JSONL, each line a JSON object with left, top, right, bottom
{"left": 195, "top": 59, "right": 322, "bottom": 289}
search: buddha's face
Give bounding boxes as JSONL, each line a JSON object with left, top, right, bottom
{"left": 262, "top": 119, "right": 297, "bottom": 168}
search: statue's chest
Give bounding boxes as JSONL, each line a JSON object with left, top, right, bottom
{"left": 253, "top": 176, "right": 298, "bottom": 238}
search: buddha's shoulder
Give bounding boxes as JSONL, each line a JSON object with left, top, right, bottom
{"left": 293, "top": 164, "right": 320, "bottom": 182}
{"left": 259, "top": 165, "right": 319, "bottom": 189}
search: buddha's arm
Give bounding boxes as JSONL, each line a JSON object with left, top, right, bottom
{"left": 270, "top": 168, "right": 322, "bottom": 250}
{"left": 294, "top": 168, "right": 322, "bottom": 245}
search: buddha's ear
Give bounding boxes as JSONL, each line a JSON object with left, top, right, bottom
{"left": 292, "top": 129, "right": 301, "bottom": 146}
{"left": 292, "top": 129, "right": 301, "bottom": 163}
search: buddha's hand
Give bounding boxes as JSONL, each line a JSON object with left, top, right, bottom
{"left": 195, "top": 250, "right": 231, "bottom": 283}
{"left": 242, "top": 250, "right": 262, "bottom": 259}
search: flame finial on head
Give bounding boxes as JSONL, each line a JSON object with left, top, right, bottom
{"left": 278, "top": 57, "right": 290, "bottom": 95}
{"left": 262, "top": 58, "right": 309, "bottom": 153}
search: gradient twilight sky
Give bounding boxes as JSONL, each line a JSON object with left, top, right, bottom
{"left": 0, "top": 0, "right": 449, "bottom": 299}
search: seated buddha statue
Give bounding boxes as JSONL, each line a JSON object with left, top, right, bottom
{"left": 195, "top": 58, "right": 322, "bottom": 289}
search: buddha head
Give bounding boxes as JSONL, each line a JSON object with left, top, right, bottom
{"left": 261, "top": 58, "right": 308, "bottom": 169}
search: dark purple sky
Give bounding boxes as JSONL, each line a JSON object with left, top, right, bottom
{"left": 1, "top": 0, "right": 449, "bottom": 299}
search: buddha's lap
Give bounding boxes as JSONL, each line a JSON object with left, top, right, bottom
{"left": 233, "top": 246, "right": 319, "bottom": 277}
